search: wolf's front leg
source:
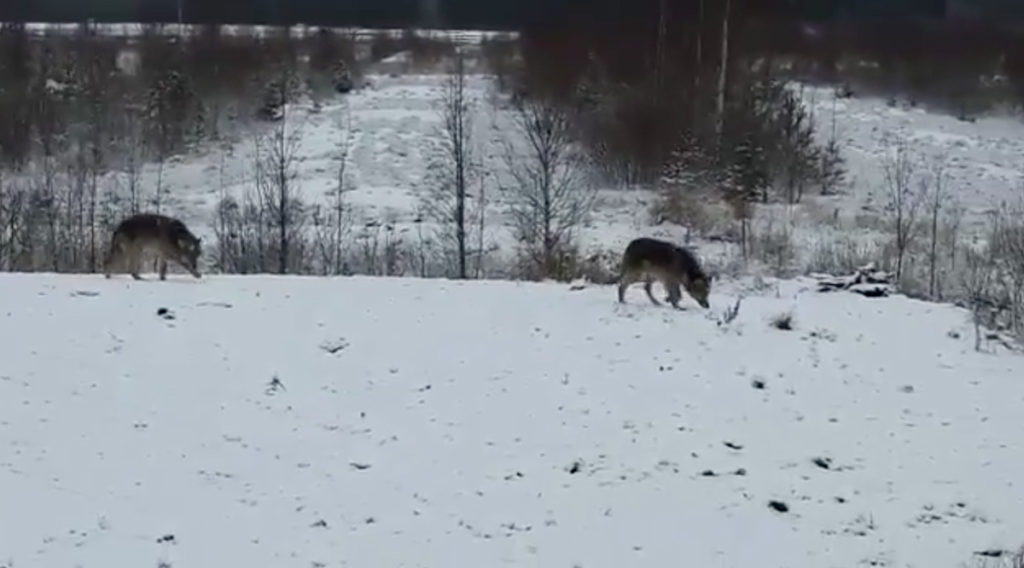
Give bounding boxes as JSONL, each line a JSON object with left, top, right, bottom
{"left": 664, "top": 279, "right": 683, "bottom": 309}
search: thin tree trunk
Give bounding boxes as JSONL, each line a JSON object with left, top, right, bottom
{"left": 929, "top": 201, "right": 939, "bottom": 298}
{"left": 715, "top": 0, "right": 730, "bottom": 145}
{"left": 656, "top": 0, "right": 667, "bottom": 90}
{"left": 696, "top": 0, "right": 704, "bottom": 87}
{"left": 278, "top": 128, "right": 288, "bottom": 275}
{"left": 0, "top": 170, "right": 5, "bottom": 268}
{"left": 475, "top": 174, "right": 486, "bottom": 279}
{"left": 455, "top": 117, "right": 466, "bottom": 279}
{"left": 89, "top": 168, "right": 97, "bottom": 272}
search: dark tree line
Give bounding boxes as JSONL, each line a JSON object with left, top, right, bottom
{"left": 4, "top": 0, "right": 992, "bottom": 29}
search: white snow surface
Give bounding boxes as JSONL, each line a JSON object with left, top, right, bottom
{"left": 1, "top": 273, "right": 1023, "bottom": 567}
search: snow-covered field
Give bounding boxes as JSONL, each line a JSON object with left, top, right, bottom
{"left": 800, "top": 84, "right": 1024, "bottom": 234}
{"left": 1, "top": 273, "right": 1022, "bottom": 567}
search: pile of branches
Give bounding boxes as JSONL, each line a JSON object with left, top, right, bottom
{"left": 812, "top": 262, "right": 894, "bottom": 297}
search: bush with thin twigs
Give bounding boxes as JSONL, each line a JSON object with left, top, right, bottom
{"left": 501, "top": 93, "right": 596, "bottom": 281}
{"left": 983, "top": 199, "right": 1024, "bottom": 340}
{"left": 649, "top": 187, "right": 732, "bottom": 243}
{"left": 880, "top": 136, "right": 926, "bottom": 285}
{"left": 311, "top": 110, "right": 356, "bottom": 276}
{"left": 653, "top": 134, "right": 737, "bottom": 242}
{"left": 804, "top": 236, "right": 884, "bottom": 276}
{"left": 745, "top": 216, "right": 798, "bottom": 278}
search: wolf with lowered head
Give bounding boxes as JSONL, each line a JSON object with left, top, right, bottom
{"left": 617, "top": 237, "right": 711, "bottom": 309}
{"left": 103, "top": 213, "right": 202, "bottom": 281}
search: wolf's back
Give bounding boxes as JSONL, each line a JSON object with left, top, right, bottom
{"left": 621, "top": 237, "right": 681, "bottom": 272}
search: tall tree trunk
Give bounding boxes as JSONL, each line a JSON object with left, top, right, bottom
{"left": 695, "top": 0, "right": 704, "bottom": 87}
{"left": 656, "top": 0, "right": 667, "bottom": 91}
{"left": 278, "top": 128, "right": 288, "bottom": 275}
{"left": 455, "top": 59, "right": 466, "bottom": 279}
{"left": 715, "top": 0, "right": 730, "bottom": 146}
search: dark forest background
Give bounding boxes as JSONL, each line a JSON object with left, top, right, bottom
{"left": 6, "top": 0, "right": 1024, "bottom": 29}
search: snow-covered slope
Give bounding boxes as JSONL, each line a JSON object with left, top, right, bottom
{"left": 801, "top": 85, "right": 1024, "bottom": 233}
{"left": 108, "top": 73, "right": 1024, "bottom": 277}
{"left": 1, "top": 273, "right": 1021, "bottom": 567}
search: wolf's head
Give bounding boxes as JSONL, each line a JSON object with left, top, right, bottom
{"left": 684, "top": 275, "right": 711, "bottom": 309}
{"left": 173, "top": 229, "right": 202, "bottom": 277}
{"left": 671, "top": 245, "right": 711, "bottom": 309}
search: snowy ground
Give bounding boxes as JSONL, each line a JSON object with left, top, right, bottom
{"left": 0, "top": 273, "right": 1022, "bottom": 567}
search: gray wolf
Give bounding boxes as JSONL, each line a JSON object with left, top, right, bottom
{"left": 103, "top": 213, "right": 202, "bottom": 280}
{"left": 617, "top": 237, "right": 711, "bottom": 309}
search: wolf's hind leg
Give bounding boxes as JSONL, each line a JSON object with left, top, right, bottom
{"left": 618, "top": 270, "right": 640, "bottom": 303}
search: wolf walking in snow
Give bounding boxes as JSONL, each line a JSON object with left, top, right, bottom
{"left": 103, "top": 213, "right": 203, "bottom": 281}
{"left": 617, "top": 237, "right": 711, "bottom": 309}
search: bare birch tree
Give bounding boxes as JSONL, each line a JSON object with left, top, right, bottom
{"left": 421, "top": 50, "right": 480, "bottom": 279}
{"left": 925, "top": 154, "right": 949, "bottom": 299}
{"left": 503, "top": 94, "right": 595, "bottom": 280}
{"left": 882, "top": 138, "right": 924, "bottom": 284}
{"left": 255, "top": 107, "right": 307, "bottom": 274}
{"left": 961, "top": 247, "right": 993, "bottom": 352}
{"left": 313, "top": 106, "right": 355, "bottom": 275}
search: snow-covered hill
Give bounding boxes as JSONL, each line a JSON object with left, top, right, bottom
{"left": 800, "top": 84, "right": 1024, "bottom": 234}
{"left": 85, "top": 70, "right": 1024, "bottom": 278}
{"left": 1, "top": 273, "right": 1021, "bottom": 567}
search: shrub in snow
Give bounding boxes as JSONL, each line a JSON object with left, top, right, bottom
{"left": 333, "top": 60, "right": 354, "bottom": 94}
{"left": 769, "top": 310, "right": 795, "bottom": 331}
{"left": 717, "top": 297, "right": 742, "bottom": 327}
